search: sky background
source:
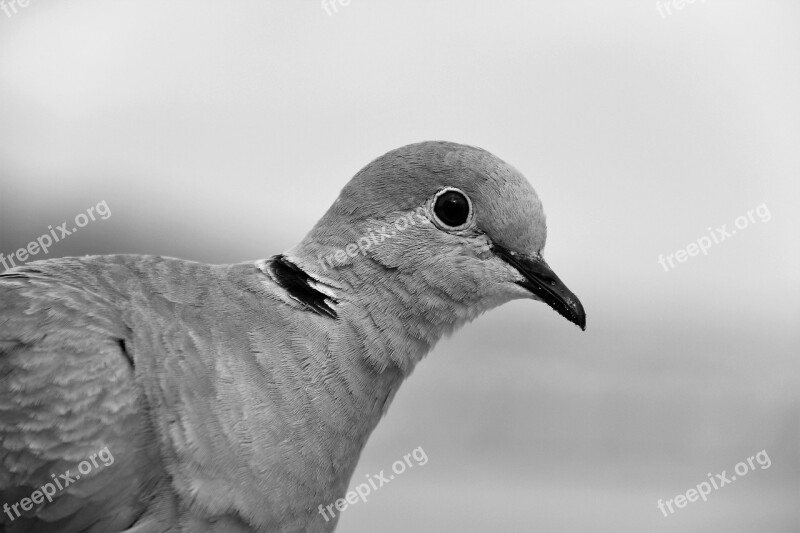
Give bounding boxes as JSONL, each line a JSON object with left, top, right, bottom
{"left": 1, "top": 1, "right": 799, "bottom": 532}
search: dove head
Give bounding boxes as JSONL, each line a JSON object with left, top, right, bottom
{"left": 279, "top": 141, "right": 585, "bottom": 367}
{"left": 327, "top": 141, "right": 549, "bottom": 256}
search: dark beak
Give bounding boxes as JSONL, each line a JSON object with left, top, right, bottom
{"left": 492, "top": 245, "right": 586, "bottom": 330}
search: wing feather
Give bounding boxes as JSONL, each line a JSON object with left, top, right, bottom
{"left": 0, "top": 270, "right": 157, "bottom": 533}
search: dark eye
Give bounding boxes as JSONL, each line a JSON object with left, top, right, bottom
{"left": 433, "top": 189, "right": 471, "bottom": 227}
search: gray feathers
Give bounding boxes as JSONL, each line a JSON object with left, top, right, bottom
{"left": 0, "top": 141, "right": 584, "bottom": 532}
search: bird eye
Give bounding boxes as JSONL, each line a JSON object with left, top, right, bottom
{"left": 433, "top": 188, "right": 471, "bottom": 228}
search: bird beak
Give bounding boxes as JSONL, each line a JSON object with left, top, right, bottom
{"left": 492, "top": 245, "right": 586, "bottom": 330}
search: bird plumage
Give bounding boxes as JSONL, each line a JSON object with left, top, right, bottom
{"left": 0, "top": 141, "right": 585, "bottom": 532}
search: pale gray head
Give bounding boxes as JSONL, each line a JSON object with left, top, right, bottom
{"left": 276, "top": 141, "right": 586, "bottom": 337}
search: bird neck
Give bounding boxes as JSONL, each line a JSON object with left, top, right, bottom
{"left": 276, "top": 243, "right": 477, "bottom": 376}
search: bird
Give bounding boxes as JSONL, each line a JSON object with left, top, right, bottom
{"left": 0, "top": 141, "right": 585, "bottom": 533}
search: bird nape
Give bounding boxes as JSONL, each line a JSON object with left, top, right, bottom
{"left": 0, "top": 141, "right": 585, "bottom": 533}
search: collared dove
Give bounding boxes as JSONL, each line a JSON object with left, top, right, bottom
{"left": 0, "top": 141, "right": 585, "bottom": 532}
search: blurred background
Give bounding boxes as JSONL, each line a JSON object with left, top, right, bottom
{"left": 1, "top": 1, "right": 798, "bottom": 531}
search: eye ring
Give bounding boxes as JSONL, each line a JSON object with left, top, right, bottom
{"left": 431, "top": 187, "right": 473, "bottom": 229}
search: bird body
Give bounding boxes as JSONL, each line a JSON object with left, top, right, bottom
{"left": 0, "top": 141, "right": 585, "bottom": 532}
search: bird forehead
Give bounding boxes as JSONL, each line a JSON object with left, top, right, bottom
{"left": 470, "top": 167, "right": 547, "bottom": 255}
